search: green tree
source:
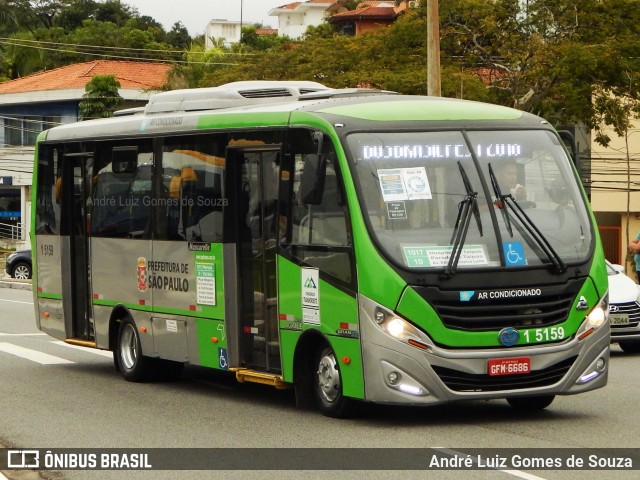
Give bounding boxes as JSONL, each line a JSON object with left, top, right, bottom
{"left": 78, "top": 74, "right": 123, "bottom": 119}
{"left": 0, "top": 0, "right": 20, "bottom": 30}
{"left": 166, "top": 22, "right": 191, "bottom": 50}
{"left": 95, "top": 0, "right": 132, "bottom": 27}
{"left": 0, "top": 31, "right": 45, "bottom": 78}
{"left": 56, "top": 0, "right": 98, "bottom": 32}
{"left": 167, "top": 43, "right": 238, "bottom": 89}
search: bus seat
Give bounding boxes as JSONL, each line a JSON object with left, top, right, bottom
{"left": 181, "top": 167, "right": 198, "bottom": 182}
{"left": 169, "top": 176, "right": 181, "bottom": 198}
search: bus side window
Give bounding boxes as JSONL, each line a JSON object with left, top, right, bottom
{"left": 158, "top": 139, "right": 227, "bottom": 243}
{"left": 35, "top": 146, "right": 61, "bottom": 235}
{"left": 91, "top": 144, "right": 153, "bottom": 239}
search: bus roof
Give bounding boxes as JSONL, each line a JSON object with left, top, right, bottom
{"left": 42, "top": 82, "right": 548, "bottom": 143}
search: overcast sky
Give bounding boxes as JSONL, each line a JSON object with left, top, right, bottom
{"left": 123, "top": 0, "right": 287, "bottom": 36}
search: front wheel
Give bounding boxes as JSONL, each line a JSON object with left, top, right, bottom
{"left": 507, "top": 395, "right": 555, "bottom": 411}
{"left": 115, "top": 319, "right": 155, "bottom": 382}
{"left": 314, "top": 347, "right": 353, "bottom": 418}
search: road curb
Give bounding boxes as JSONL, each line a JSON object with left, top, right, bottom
{"left": 0, "top": 280, "right": 32, "bottom": 291}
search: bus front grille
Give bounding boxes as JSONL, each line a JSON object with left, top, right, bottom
{"left": 415, "top": 283, "right": 581, "bottom": 332}
{"left": 431, "top": 356, "right": 576, "bottom": 392}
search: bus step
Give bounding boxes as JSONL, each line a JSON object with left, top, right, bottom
{"left": 230, "top": 368, "right": 292, "bottom": 390}
{"left": 64, "top": 338, "right": 97, "bottom": 348}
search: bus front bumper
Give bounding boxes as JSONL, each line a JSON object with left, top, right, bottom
{"left": 359, "top": 297, "right": 610, "bottom": 406}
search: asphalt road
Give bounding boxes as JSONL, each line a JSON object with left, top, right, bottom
{"left": 1, "top": 286, "right": 639, "bottom": 480}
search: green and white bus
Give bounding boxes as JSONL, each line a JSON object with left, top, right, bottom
{"left": 32, "top": 81, "right": 609, "bottom": 417}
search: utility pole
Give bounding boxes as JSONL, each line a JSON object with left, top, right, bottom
{"left": 427, "top": 0, "right": 441, "bottom": 97}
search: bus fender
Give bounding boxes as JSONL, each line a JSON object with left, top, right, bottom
{"left": 108, "top": 305, "right": 154, "bottom": 358}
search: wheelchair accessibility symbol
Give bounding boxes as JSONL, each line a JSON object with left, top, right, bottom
{"left": 503, "top": 242, "right": 527, "bottom": 266}
{"left": 218, "top": 347, "right": 228, "bottom": 370}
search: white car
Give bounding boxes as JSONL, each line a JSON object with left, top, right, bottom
{"left": 607, "top": 261, "right": 640, "bottom": 353}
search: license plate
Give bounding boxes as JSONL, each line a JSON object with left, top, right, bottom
{"left": 610, "top": 314, "right": 629, "bottom": 326}
{"left": 488, "top": 357, "right": 531, "bottom": 376}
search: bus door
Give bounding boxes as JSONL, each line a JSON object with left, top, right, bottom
{"left": 59, "top": 153, "right": 93, "bottom": 341}
{"left": 227, "top": 146, "right": 282, "bottom": 373}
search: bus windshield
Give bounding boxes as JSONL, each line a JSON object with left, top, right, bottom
{"left": 346, "top": 129, "right": 592, "bottom": 271}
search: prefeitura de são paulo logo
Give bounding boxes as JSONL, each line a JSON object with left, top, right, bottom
{"left": 137, "top": 257, "right": 147, "bottom": 291}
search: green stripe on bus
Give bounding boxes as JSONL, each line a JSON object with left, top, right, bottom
{"left": 318, "top": 99, "right": 523, "bottom": 122}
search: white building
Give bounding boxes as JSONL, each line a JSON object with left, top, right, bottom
{"left": 205, "top": 20, "right": 242, "bottom": 49}
{"left": 268, "top": 1, "right": 336, "bottom": 39}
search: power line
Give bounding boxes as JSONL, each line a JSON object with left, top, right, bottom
{"left": 0, "top": 38, "right": 245, "bottom": 65}
{"left": 0, "top": 36, "right": 254, "bottom": 57}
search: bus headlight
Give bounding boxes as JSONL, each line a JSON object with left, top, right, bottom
{"left": 586, "top": 306, "right": 606, "bottom": 327}
{"left": 372, "top": 307, "right": 433, "bottom": 351}
{"left": 577, "top": 293, "right": 608, "bottom": 341}
{"left": 387, "top": 318, "right": 405, "bottom": 338}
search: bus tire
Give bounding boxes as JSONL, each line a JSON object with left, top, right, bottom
{"left": 618, "top": 340, "right": 640, "bottom": 354}
{"left": 314, "top": 346, "right": 353, "bottom": 418}
{"left": 507, "top": 395, "right": 554, "bottom": 411}
{"left": 115, "top": 318, "right": 155, "bottom": 382}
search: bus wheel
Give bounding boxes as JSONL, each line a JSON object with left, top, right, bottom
{"left": 314, "top": 346, "right": 352, "bottom": 418}
{"left": 507, "top": 395, "right": 555, "bottom": 411}
{"left": 115, "top": 319, "right": 154, "bottom": 382}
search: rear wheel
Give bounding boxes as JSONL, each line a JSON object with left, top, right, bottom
{"left": 507, "top": 395, "right": 555, "bottom": 411}
{"left": 618, "top": 340, "right": 640, "bottom": 354}
{"left": 115, "top": 319, "right": 155, "bottom": 382}
{"left": 314, "top": 346, "right": 353, "bottom": 418}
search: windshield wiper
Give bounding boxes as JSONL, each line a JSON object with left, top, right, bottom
{"left": 488, "top": 163, "right": 513, "bottom": 237}
{"left": 488, "top": 163, "right": 567, "bottom": 274}
{"left": 443, "top": 162, "right": 482, "bottom": 278}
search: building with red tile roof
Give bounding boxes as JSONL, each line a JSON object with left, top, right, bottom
{"left": 0, "top": 60, "right": 171, "bottom": 103}
{"left": 0, "top": 60, "right": 171, "bottom": 148}
{"left": 0, "top": 60, "right": 172, "bottom": 236}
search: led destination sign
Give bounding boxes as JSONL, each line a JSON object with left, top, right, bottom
{"left": 362, "top": 143, "right": 523, "bottom": 160}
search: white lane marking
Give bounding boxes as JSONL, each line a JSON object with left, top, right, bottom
{"left": 0, "top": 342, "right": 73, "bottom": 365}
{"left": 0, "top": 333, "right": 47, "bottom": 336}
{"left": 0, "top": 472, "right": 9, "bottom": 480}
{"left": 51, "top": 340, "right": 113, "bottom": 358}
{"left": 0, "top": 298, "right": 33, "bottom": 305}
{"left": 501, "top": 470, "right": 548, "bottom": 480}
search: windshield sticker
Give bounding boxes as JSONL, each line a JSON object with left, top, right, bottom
{"left": 378, "top": 169, "right": 407, "bottom": 201}
{"left": 403, "top": 167, "right": 432, "bottom": 199}
{"left": 402, "top": 245, "right": 489, "bottom": 268}
{"left": 503, "top": 241, "right": 527, "bottom": 266}
{"left": 378, "top": 167, "right": 433, "bottom": 202}
{"left": 386, "top": 201, "right": 408, "bottom": 220}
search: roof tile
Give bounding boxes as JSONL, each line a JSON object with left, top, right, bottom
{"left": 0, "top": 60, "right": 171, "bottom": 94}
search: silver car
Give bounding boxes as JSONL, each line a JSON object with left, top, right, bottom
{"left": 607, "top": 261, "right": 640, "bottom": 353}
